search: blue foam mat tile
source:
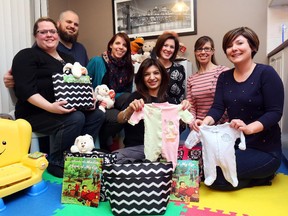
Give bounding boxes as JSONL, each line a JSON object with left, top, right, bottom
{"left": 0, "top": 181, "right": 63, "bottom": 216}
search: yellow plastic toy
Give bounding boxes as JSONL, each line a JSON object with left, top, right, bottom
{"left": 0, "top": 118, "right": 48, "bottom": 212}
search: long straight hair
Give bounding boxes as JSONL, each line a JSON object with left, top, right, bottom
{"left": 107, "top": 32, "right": 134, "bottom": 82}
{"left": 135, "top": 58, "right": 169, "bottom": 103}
{"left": 154, "top": 32, "right": 180, "bottom": 62}
{"left": 194, "top": 36, "right": 217, "bottom": 69}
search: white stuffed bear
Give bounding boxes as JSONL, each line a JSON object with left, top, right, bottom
{"left": 131, "top": 41, "right": 156, "bottom": 63}
{"left": 70, "top": 134, "right": 95, "bottom": 154}
{"left": 142, "top": 41, "right": 156, "bottom": 59}
{"left": 95, "top": 84, "right": 115, "bottom": 112}
{"left": 63, "top": 62, "right": 88, "bottom": 78}
{"left": 131, "top": 53, "right": 144, "bottom": 63}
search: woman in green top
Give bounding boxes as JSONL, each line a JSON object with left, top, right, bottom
{"left": 87, "top": 32, "right": 134, "bottom": 151}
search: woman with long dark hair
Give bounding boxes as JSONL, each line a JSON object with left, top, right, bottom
{"left": 87, "top": 32, "right": 134, "bottom": 150}
{"left": 115, "top": 58, "right": 191, "bottom": 162}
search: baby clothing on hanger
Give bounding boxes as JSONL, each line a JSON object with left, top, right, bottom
{"left": 185, "top": 122, "right": 246, "bottom": 187}
{"left": 129, "top": 102, "right": 193, "bottom": 169}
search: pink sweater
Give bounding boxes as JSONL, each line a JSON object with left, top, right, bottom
{"left": 186, "top": 65, "right": 229, "bottom": 127}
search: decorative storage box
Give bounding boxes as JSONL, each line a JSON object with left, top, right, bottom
{"left": 103, "top": 161, "right": 173, "bottom": 215}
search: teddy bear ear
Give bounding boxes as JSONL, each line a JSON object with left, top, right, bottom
{"left": 74, "top": 136, "right": 80, "bottom": 145}
{"left": 89, "top": 135, "right": 93, "bottom": 141}
{"left": 95, "top": 86, "right": 99, "bottom": 94}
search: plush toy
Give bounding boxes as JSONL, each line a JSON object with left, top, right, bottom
{"left": 63, "top": 62, "right": 88, "bottom": 79}
{"left": 131, "top": 53, "right": 144, "bottom": 63}
{"left": 131, "top": 41, "right": 156, "bottom": 63}
{"left": 142, "top": 41, "right": 156, "bottom": 59}
{"left": 70, "top": 134, "right": 95, "bottom": 154}
{"left": 130, "top": 36, "right": 144, "bottom": 54}
{"left": 95, "top": 84, "right": 115, "bottom": 112}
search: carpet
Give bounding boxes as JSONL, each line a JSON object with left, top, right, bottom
{"left": 1, "top": 160, "right": 288, "bottom": 216}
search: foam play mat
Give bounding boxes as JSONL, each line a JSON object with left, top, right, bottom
{"left": 1, "top": 161, "right": 288, "bottom": 216}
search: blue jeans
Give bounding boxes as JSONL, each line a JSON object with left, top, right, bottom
{"left": 99, "top": 92, "right": 131, "bottom": 150}
{"left": 209, "top": 148, "right": 282, "bottom": 191}
{"left": 25, "top": 109, "right": 105, "bottom": 167}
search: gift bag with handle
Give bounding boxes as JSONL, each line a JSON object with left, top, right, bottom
{"left": 103, "top": 160, "right": 173, "bottom": 215}
{"left": 52, "top": 62, "right": 94, "bottom": 110}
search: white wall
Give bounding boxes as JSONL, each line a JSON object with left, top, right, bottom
{"left": 267, "top": 5, "right": 288, "bottom": 53}
{"left": 0, "top": 0, "right": 47, "bottom": 114}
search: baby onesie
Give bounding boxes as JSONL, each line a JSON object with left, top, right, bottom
{"left": 129, "top": 102, "right": 193, "bottom": 169}
{"left": 185, "top": 123, "right": 246, "bottom": 187}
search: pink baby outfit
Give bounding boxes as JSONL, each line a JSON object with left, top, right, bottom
{"left": 129, "top": 102, "right": 193, "bottom": 169}
{"left": 185, "top": 123, "right": 246, "bottom": 187}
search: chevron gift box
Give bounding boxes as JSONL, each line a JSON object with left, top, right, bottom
{"left": 52, "top": 73, "right": 94, "bottom": 110}
{"left": 103, "top": 161, "right": 173, "bottom": 215}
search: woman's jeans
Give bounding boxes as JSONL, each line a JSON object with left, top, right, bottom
{"left": 99, "top": 92, "right": 130, "bottom": 150}
{"left": 25, "top": 109, "right": 105, "bottom": 167}
{"left": 209, "top": 148, "right": 282, "bottom": 191}
{"left": 113, "top": 145, "right": 145, "bottom": 163}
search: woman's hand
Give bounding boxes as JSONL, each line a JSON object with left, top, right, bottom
{"left": 117, "top": 99, "right": 144, "bottom": 123}
{"left": 192, "top": 116, "right": 215, "bottom": 132}
{"left": 49, "top": 101, "right": 76, "bottom": 114}
{"left": 192, "top": 119, "right": 203, "bottom": 132}
{"left": 230, "top": 119, "right": 263, "bottom": 135}
{"left": 180, "top": 99, "right": 191, "bottom": 110}
{"left": 129, "top": 98, "right": 145, "bottom": 112}
{"left": 230, "top": 119, "right": 246, "bottom": 130}
{"left": 3, "top": 69, "right": 15, "bottom": 88}
{"left": 28, "top": 94, "right": 76, "bottom": 114}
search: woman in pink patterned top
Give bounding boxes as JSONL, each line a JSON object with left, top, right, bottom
{"left": 187, "top": 36, "right": 229, "bottom": 129}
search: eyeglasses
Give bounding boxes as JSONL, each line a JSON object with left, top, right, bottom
{"left": 36, "top": 29, "right": 58, "bottom": 35}
{"left": 196, "top": 47, "right": 213, "bottom": 53}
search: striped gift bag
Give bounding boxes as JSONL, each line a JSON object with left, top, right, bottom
{"left": 52, "top": 72, "right": 94, "bottom": 110}
{"left": 103, "top": 161, "right": 173, "bottom": 215}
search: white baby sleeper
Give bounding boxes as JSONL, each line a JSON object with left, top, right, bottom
{"left": 185, "top": 122, "right": 246, "bottom": 187}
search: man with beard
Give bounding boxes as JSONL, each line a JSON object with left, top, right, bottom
{"left": 57, "top": 10, "right": 89, "bottom": 67}
{"left": 3, "top": 10, "right": 89, "bottom": 87}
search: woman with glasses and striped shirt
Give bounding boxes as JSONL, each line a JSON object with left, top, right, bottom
{"left": 187, "top": 36, "right": 229, "bottom": 129}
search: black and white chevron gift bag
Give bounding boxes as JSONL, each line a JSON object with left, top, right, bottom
{"left": 52, "top": 73, "right": 94, "bottom": 110}
{"left": 103, "top": 161, "right": 173, "bottom": 215}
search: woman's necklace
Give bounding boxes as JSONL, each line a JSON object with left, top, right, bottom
{"left": 234, "top": 64, "right": 256, "bottom": 82}
{"left": 50, "top": 52, "right": 65, "bottom": 65}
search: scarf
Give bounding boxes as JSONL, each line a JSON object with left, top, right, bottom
{"left": 102, "top": 51, "right": 132, "bottom": 93}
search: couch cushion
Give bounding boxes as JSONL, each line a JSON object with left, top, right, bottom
{"left": 0, "top": 163, "right": 32, "bottom": 187}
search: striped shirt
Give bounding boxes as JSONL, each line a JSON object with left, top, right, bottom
{"left": 186, "top": 65, "right": 229, "bottom": 126}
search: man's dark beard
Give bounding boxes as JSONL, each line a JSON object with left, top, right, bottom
{"left": 58, "top": 29, "right": 78, "bottom": 44}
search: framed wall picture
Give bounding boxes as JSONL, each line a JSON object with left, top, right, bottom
{"left": 112, "top": 0, "right": 197, "bottom": 39}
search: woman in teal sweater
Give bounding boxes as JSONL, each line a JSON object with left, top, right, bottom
{"left": 87, "top": 32, "right": 134, "bottom": 150}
